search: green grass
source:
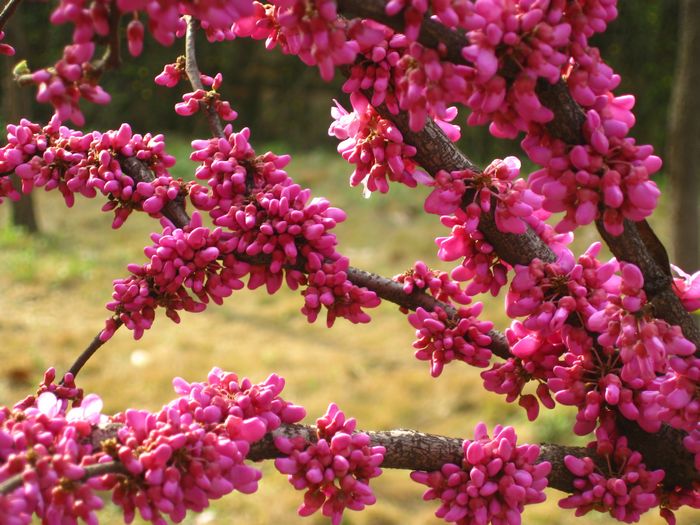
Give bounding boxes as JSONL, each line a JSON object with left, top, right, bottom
{"left": 0, "top": 139, "right": 694, "bottom": 525}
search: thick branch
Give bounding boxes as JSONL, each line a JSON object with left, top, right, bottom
{"left": 336, "top": 0, "right": 700, "bottom": 349}
{"left": 251, "top": 424, "right": 591, "bottom": 492}
{"left": 0, "top": 422, "right": 625, "bottom": 497}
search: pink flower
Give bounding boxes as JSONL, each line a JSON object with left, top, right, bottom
{"left": 275, "top": 403, "right": 385, "bottom": 525}
{"left": 671, "top": 265, "right": 700, "bottom": 312}
{"left": 412, "top": 423, "right": 550, "bottom": 525}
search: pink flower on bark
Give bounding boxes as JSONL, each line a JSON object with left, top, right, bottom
{"left": 560, "top": 438, "right": 664, "bottom": 523}
{"left": 274, "top": 403, "right": 385, "bottom": 525}
{"left": 329, "top": 92, "right": 428, "bottom": 196}
{"left": 411, "top": 422, "right": 550, "bottom": 525}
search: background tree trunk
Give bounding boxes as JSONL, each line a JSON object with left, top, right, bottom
{"left": 1, "top": 16, "right": 38, "bottom": 234}
{"left": 668, "top": 0, "right": 700, "bottom": 272}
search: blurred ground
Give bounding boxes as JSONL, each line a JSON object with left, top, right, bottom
{"left": 0, "top": 136, "right": 694, "bottom": 525}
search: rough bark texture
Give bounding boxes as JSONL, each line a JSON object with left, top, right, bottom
{"left": 247, "top": 424, "right": 594, "bottom": 493}
{"left": 668, "top": 0, "right": 700, "bottom": 273}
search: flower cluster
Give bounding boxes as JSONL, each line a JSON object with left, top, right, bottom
{"left": 343, "top": 20, "right": 466, "bottom": 134}
{"left": 395, "top": 261, "right": 493, "bottom": 376}
{"left": 560, "top": 438, "right": 664, "bottom": 523}
{"left": 188, "top": 125, "right": 380, "bottom": 326}
{"left": 234, "top": 1, "right": 358, "bottom": 81}
{"left": 107, "top": 369, "right": 304, "bottom": 523}
{"left": 174, "top": 73, "right": 238, "bottom": 121}
{"left": 0, "top": 369, "right": 107, "bottom": 525}
{"left": 481, "top": 321, "right": 562, "bottom": 421}
{"left": 24, "top": 42, "right": 110, "bottom": 126}
{"left": 0, "top": 117, "right": 178, "bottom": 226}
{"left": 428, "top": 157, "right": 545, "bottom": 298}
{"left": 329, "top": 92, "right": 429, "bottom": 196}
{"left": 274, "top": 403, "right": 385, "bottom": 525}
{"left": 0, "top": 368, "right": 305, "bottom": 525}
{"left": 104, "top": 212, "right": 244, "bottom": 339}
{"left": 506, "top": 242, "right": 617, "bottom": 336}
{"left": 411, "top": 423, "right": 550, "bottom": 525}
{"left": 425, "top": 156, "right": 542, "bottom": 235}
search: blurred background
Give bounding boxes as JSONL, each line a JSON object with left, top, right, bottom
{"left": 0, "top": 2, "right": 698, "bottom": 524}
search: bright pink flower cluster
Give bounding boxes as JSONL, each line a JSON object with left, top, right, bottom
{"left": 365, "top": 0, "right": 660, "bottom": 235}
{"left": 274, "top": 403, "right": 385, "bottom": 525}
{"left": 0, "top": 368, "right": 304, "bottom": 525}
{"left": 429, "top": 156, "right": 573, "bottom": 299}
{"left": 189, "top": 125, "right": 380, "bottom": 326}
{"left": 394, "top": 260, "right": 471, "bottom": 306}
{"left": 481, "top": 321, "right": 561, "bottom": 421}
{"left": 329, "top": 92, "right": 428, "bottom": 196}
{"left": 106, "top": 369, "right": 304, "bottom": 523}
{"left": 436, "top": 209, "right": 508, "bottom": 296}
{"left": 27, "top": 42, "right": 110, "bottom": 126}
{"left": 154, "top": 60, "right": 186, "bottom": 88}
{"left": 560, "top": 438, "right": 664, "bottom": 523}
{"left": 425, "top": 156, "right": 542, "bottom": 235}
{"left": 0, "top": 370, "right": 106, "bottom": 525}
{"left": 0, "top": 117, "right": 178, "bottom": 227}
{"left": 506, "top": 242, "right": 617, "bottom": 336}
{"left": 411, "top": 423, "right": 550, "bottom": 525}
{"left": 588, "top": 264, "right": 696, "bottom": 389}
{"left": 103, "top": 212, "right": 245, "bottom": 340}
{"left": 234, "top": 1, "right": 358, "bottom": 81}
{"left": 395, "top": 261, "right": 493, "bottom": 376}
{"left": 409, "top": 304, "right": 493, "bottom": 377}
{"left": 174, "top": 73, "right": 238, "bottom": 121}
{"left": 460, "top": 2, "right": 571, "bottom": 137}
{"left": 343, "top": 20, "right": 466, "bottom": 134}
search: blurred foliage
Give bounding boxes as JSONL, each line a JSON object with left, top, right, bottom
{"left": 0, "top": 2, "right": 680, "bottom": 159}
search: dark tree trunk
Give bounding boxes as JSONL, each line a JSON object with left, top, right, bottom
{"left": 1, "top": 17, "right": 39, "bottom": 233}
{"left": 668, "top": 0, "right": 700, "bottom": 272}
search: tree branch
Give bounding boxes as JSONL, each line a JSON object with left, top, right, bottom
{"left": 335, "top": 0, "right": 700, "bottom": 350}
{"left": 183, "top": 16, "right": 225, "bottom": 139}
{"left": 0, "top": 460, "right": 127, "bottom": 495}
{"left": 0, "top": 422, "right": 616, "bottom": 497}
{"left": 118, "top": 156, "right": 512, "bottom": 360}
{"left": 0, "top": 0, "right": 23, "bottom": 32}
{"left": 65, "top": 320, "right": 123, "bottom": 379}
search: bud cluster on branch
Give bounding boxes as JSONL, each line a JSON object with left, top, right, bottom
{"left": 0, "top": 0, "right": 698, "bottom": 524}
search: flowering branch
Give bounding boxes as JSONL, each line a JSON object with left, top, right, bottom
{"left": 335, "top": 0, "right": 700, "bottom": 350}
{"left": 0, "top": 421, "right": 596, "bottom": 497}
{"left": 183, "top": 16, "right": 225, "bottom": 138}
{"left": 117, "top": 154, "right": 513, "bottom": 360}
{"left": 66, "top": 321, "right": 123, "bottom": 379}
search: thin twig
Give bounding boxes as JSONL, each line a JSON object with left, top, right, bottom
{"left": 183, "top": 16, "right": 225, "bottom": 138}
{"left": 0, "top": 459, "right": 127, "bottom": 495}
{"left": 0, "top": 0, "right": 24, "bottom": 31}
{"left": 65, "top": 319, "right": 123, "bottom": 379}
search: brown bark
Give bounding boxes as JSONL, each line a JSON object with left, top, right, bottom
{"left": 668, "top": 0, "right": 700, "bottom": 273}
